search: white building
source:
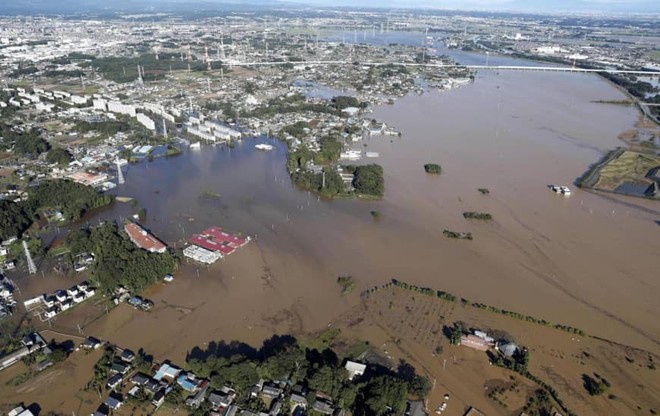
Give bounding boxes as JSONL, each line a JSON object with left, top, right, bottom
{"left": 137, "top": 113, "right": 156, "bottom": 131}
{"left": 183, "top": 245, "right": 222, "bottom": 264}
{"left": 345, "top": 361, "right": 367, "bottom": 381}
{"left": 93, "top": 98, "right": 108, "bottom": 111}
{"left": 108, "top": 101, "right": 136, "bottom": 117}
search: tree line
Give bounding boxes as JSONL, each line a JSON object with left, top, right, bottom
{"left": 362, "top": 279, "right": 585, "bottom": 336}
{"left": 0, "top": 179, "right": 114, "bottom": 240}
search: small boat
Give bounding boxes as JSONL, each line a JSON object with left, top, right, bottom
{"left": 550, "top": 185, "right": 571, "bottom": 195}
{"left": 190, "top": 142, "right": 201, "bottom": 149}
{"left": 255, "top": 144, "right": 274, "bottom": 151}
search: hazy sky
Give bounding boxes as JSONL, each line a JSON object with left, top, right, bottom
{"left": 1, "top": 0, "right": 658, "bottom": 14}
{"left": 292, "top": 0, "right": 660, "bottom": 13}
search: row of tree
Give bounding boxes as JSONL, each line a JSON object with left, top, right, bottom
{"left": 363, "top": 279, "right": 585, "bottom": 336}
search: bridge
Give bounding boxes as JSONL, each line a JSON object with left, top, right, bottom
{"left": 227, "top": 60, "right": 660, "bottom": 76}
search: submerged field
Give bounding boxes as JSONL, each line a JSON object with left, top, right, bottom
{"left": 334, "top": 286, "right": 660, "bottom": 416}
{"left": 583, "top": 150, "right": 660, "bottom": 197}
{"left": 3, "top": 64, "right": 660, "bottom": 415}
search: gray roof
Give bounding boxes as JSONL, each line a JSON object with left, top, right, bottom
{"left": 312, "top": 401, "right": 334, "bottom": 415}
{"left": 130, "top": 372, "right": 150, "bottom": 385}
{"left": 209, "top": 392, "right": 223, "bottom": 405}
{"left": 107, "top": 373, "right": 122, "bottom": 387}
{"left": 262, "top": 385, "right": 282, "bottom": 396}
{"left": 500, "top": 343, "right": 519, "bottom": 358}
{"left": 405, "top": 401, "right": 426, "bottom": 416}
{"left": 614, "top": 181, "right": 653, "bottom": 197}
{"left": 290, "top": 393, "right": 307, "bottom": 405}
{"left": 104, "top": 396, "right": 122, "bottom": 409}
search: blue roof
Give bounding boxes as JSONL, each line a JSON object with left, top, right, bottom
{"left": 154, "top": 363, "right": 180, "bottom": 381}
{"left": 104, "top": 396, "right": 122, "bottom": 409}
{"left": 177, "top": 374, "right": 198, "bottom": 391}
{"left": 129, "top": 296, "right": 143, "bottom": 305}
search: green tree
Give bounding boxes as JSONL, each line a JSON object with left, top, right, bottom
{"left": 12, "top": 128, "right": 50, "bottom": 156}
{"left": 0, "top": 200, "right": 32, "bottom": 240}
{"left": 351, "top": 164, "right": 384, "bottom": 197}
{"left": 423, "top": 163, "right": 442, "bottom": 174}
{"left": 360, "top": 376, "right": 408, "bottom": 416}
{"left": 46, "top": 147, "right": 73, "bottom": 165}
{"left": 409, "top": 375, "right": 432, "bottom": 398}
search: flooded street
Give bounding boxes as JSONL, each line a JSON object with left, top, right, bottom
{"left": 15, "top": 42, "right": 659, "bottom": 362}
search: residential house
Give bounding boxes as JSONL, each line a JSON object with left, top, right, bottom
{"left": 120, "top": 349, "right": 135, "bottom": 363}
{"left": 83, "top": 336, "right": 102, "bottom": 350}
{"left": 128, "top": 385, "right": 140, "bottom": 397}
{"left": 107, "top": 373, "right": 123, "bottom": 390}
{"left": 153, "top": 362, "right": 181, "bottom": 381}
{"left": 104, "top": 395, "right": 123, "bottom": 410}
{"left": 290, "top": 393, "right": 308, "bottom": 408}
{"left": 261, "top": 385, "right": 282, "bottom": 399}
{"left": 44, "top": 307, "right": 58, "bottom": 319}
{"left": 460, "top": 335, "right": 490, "bottom": 351}
{"left": 270, "top": 399, "right": 282, "bottom": 416}
{"left": 111, "top": 361, "right": 130, "bottom": 375}
{"left": 144, "top": 379, "right": 162, "bottom": 395}
{"left": 152, "top": 389, "right": 166, "bottom": 407}
{"left": 130, "top": 372, "right": 150, "bottom": 386}
{"left": 54, "top": 290, "right": 67, "bottom": 303}
{"left": 8, "top": 406, "right": 36, "bottom": 416}
{"left": 186, "top": 380, "right": 209, "bottom": 408}
{"left": 344, "top": 361, "right": 367, "bottom": 381}
{"left": 225, "top": 405, "right": 239, "bottom": 416}
{"left": 313, "top": 400, "right": 335, "bottom": 415}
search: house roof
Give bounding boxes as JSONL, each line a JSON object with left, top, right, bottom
{"left": 209, "top": 392, "right": 223, "bottom": 404}
{"left": 345, "top": 361, "right": 366, "bottom": 374}
{"left": 131, "top": 372, "right": 150, "bottom": 385}
{"left": 107, "top": 373, "right": 122, "bottom": 386}
{"left": 500, "top": 343, "right": 519, "bottom": 358}
{"left": 312, "top": 401, "right": 334, "bottom": 415}
{"left": 121, "top": 349, "right": 135, "bottom": 360}
{"left": 154, "top": 363, "right": 181, "bottom": 380}
{"left": 290, "top": 393, "right": 307, "bottom": 404}
{"left": 406, "top": 401, "right": 426, "bottom": 416}
{"left": 104, "top": 396, "right": 122, "bottom": 409}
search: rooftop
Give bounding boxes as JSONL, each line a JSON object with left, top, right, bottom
{"left": 124, "top": 222, "right": 167, "bottom": 253}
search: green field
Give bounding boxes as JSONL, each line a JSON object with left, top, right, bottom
{"left": 591, "top": 150, "right": 659, "bottom": 194}
{"left": 649, "top": 50, "right": 660, "bottom": 62}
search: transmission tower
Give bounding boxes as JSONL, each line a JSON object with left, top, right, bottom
{"left": 23, "top": 241, "right": 37, "bottom": 275}
{"left": 116, "top": 157, "right": 125, "bottom": 185}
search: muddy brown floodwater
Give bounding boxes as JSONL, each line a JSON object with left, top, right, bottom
{"left": 13, "top": 65, "right": 660, "bottom": 367}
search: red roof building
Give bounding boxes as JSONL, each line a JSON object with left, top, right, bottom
{"left": 188, "top": 227, "right": 248, "bottom": 257}
{"left": 124, "top": 223, "right": 167, "bottom": 253}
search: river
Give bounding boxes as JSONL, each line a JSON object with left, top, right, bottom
{"left": 16, "top": 32, "right": 660, "bottom": 358}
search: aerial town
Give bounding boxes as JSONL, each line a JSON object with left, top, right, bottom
{"left": 0, "top": 2, "right": 659, "bottom": 416}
